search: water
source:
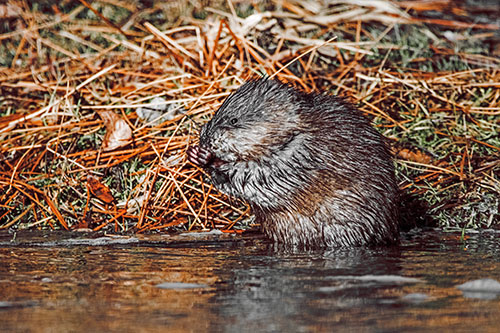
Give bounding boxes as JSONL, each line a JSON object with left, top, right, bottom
{"left": 1, "top": 230, "right": 500, "bottom": 332}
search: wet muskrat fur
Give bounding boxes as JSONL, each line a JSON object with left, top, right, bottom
{"left": 187, "top": 78, "right": 399, "bottom": 248}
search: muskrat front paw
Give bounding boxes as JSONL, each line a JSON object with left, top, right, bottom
{"left": 187, "top": 145, "right": 213, "bottom": 167}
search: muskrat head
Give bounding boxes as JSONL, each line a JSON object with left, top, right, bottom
{"left": 199, "top": 79, "right": 302, "bottom": 165}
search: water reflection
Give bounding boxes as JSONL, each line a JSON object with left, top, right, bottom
{"left": 0, "top": 230, "right": 500, "bottom": 332}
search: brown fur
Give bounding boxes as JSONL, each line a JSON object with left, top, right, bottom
{"left": 187, "top": 79, "right": 400, "bottom": 248}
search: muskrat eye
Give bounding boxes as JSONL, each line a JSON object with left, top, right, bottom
{"left": 229, "top": 118, "right": 238, "bottom": 125}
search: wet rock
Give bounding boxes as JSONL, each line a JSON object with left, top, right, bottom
{"left": 402, "top": 293, "right": 430, "bottom": 303}
{"left": 331, "top": 275, "right": 421, "bottom": 283}
{"left": 38, "top": 236, "right": 140, "bottom": 247}
{"left": 456, "top": 278, "right": 500, "bottom": 299}
{"left": 178, "top": 230, "right": 224, "bottom": 237}
{"left": 155, "top": 282, "right": 209, "bottom": 290}
{"left": 0, "top": 301, "right": 37, "bottom": 309}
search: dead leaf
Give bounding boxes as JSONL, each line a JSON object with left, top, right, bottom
{"left": 397, "top": 148, "right": 433, "bottom": 164}
{"left": 87, "top": 174, "right": 115, "bottom": 204}
{"left": 136, "top": 97, "right": 183, "bottom": 126}
{"left": 0, "top": 113, "right": 25, "bottom": 131}
{"left": 398, "top": 0, "right": 451, "bottom": 12}
{"left": 97, "top": 110, "right": 132, "bottom": 151}
{"left": 0, "top": 3, "right": 22, "bottom": 19}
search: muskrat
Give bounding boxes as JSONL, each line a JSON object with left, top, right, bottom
{"left": 187, "top": 78, "right": 399, "bottom": 248}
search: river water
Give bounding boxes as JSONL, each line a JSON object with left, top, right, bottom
{"left": 1, "top": 229, "right": 500, "bottom": 332}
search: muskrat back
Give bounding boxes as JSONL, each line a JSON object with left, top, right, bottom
{"left": 187, "top": 78, "right": 399, "bottom": 248}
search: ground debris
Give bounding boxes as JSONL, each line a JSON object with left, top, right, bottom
{"left": 0, "top": 0, "right": 498, "bottom": 232}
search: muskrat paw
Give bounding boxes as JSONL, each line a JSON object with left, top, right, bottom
{"left": 187, "top": 145, "right": 213, "bottom": 167}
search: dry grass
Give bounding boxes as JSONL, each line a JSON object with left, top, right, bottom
{"left": 0, "top": 0, "right": 498, "bottom": 233}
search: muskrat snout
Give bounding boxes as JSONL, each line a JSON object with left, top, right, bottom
{"left": 187, "top": 145, "right": 214, "bottom": 167}
{"left": 187, "top": 144, "right": 229, "bottom": 169}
